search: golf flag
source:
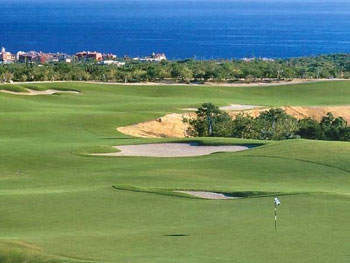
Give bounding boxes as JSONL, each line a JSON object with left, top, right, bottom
{"left": 274, "top": 197, "right": 281, "bottom": 206}
{"left": 274, "top": 197, "right": 281, "bottom": 231}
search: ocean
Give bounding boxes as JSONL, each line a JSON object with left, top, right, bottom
{"left": 1, "top": 0, "right": 350, "bottom": 59}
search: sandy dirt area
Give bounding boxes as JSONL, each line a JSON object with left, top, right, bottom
{"left": 117, "top": 105, "right": 261, "bottom": 138}
{"left": 229, "top": 106, "right": 350, "bottom": 123}
{"left": 118, "top": 105, "right": 350, "bottom": 138}
{"left": 117, "top": 113, "right": 195, "bottom": 138}
{"left": 175, "top": 191, "right": 239, "bottom": 200}
{"left": 93, "top": 143, "right": 250, "bottom": 157}
{"left": 0, "top": 88, "right": 79, "bottom": 96}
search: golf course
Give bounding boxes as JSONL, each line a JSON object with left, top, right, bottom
{"left": 0, "top": 81, "right": 350, "bottom": 263}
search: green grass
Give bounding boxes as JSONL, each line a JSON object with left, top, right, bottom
{"left": 0, "top": 84, "right": 29, "bottom": 93}
{"left": 1, "top": 81, "right": 350, "bottom": 262}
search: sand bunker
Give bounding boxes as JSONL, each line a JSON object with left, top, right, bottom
{"left": 220, "top": 104, "right": 259, "bottom": 111}
{"left": 0, "top": 88, "right": 79, "bottom": 96}
{"left": 176, "top": 191, "right": 239, "bottom": 200}
{"left": 182, "top": 104, "right": 260, "bottom": 111}
{"left": 118, "top": 105, "right": 350, "bottom": 138}
{"left": 94, "top": 143, "right": 251, "bottom": 157}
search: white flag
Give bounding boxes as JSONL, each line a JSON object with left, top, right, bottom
{"left": 274, "top": 197, "right": 281, "bottom": 206}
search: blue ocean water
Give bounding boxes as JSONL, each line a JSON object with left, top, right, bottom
{"left": 1, "top": 0, "right": 350, "bottom": 59}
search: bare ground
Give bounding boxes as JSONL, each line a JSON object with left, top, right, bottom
{"left": 117, "top": 105, "right": 261, "bottom": 138}
{"left": 228, "top": 106, "right": 350, "bottom": 123}
{"left": 118, "top": 105, "right": 350, "bottom": 138}
{"left": 117, "top": 113, "right": 195, "bottom": 138}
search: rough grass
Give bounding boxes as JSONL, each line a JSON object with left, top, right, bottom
{"left": 0, "top": 84, "right": 29, "bottom": 93}
{"left": 73, "top": 145, "right": 120, "bottom": 157}
{"left": 1, "top": 81, "right": 350, "bottom": 263}
{"left": 0, "top": 241, "right": 80, "bottom": 263}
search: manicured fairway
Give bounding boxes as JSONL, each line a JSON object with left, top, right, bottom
{"left": 0, "top": 81, "right": 350, "bottom": 263}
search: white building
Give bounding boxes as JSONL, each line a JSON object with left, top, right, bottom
{"left": 99, "top": 60, "right": 125, "bottom": 66}
{"left": 139, "top": 52, "right": 167, "bottom": 62}
{"left": 0, "top": 47, "right": 15, "bottom": 63}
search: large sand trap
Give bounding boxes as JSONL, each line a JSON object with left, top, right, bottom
{"left": 94, "top": 143, "right": 251, "bottom": 157}
{"left": 0, "top": 88, "right": 79, "bottom": 96}
{"left": 118, "top": 105, "right": 350, "bottom": 138}
{"left": 176, "top": 191, "right": 239, "bottom": 200}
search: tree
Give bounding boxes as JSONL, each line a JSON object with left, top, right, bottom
{"left": 257, "top": 109, "right": 299, "bottom": 140}
{"left": 179, "top": 66, "right": 193, "bottom": 83}
{"left": 0, "top": 72, "right": 13, "bottom": 83}
{"left": 319, "top": 113, "right": 348, "bottom": 140}
{"left": 184, "top": 103, "right": 231, "bottom": 137}
{"left": 297, "top": 118, "right": 321, "bottom": 139}
{"left": 231, "top": 114, "right": 258, "bottom": 139}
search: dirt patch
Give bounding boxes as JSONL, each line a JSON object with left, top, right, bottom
{"left": 117, "top": 105, "right": 261, "bottom": 138}
{"left": 0, "top": 88, "right": 79, "bottom": 96}
{"left": 118, "top": 113, "right": 195, "bottom": 138}
{"left": 175, "top": 191, "right": 240, "bottom": 200}
{"left": 93, "top": 143, "right": 251, "bottom": 157}
{"left": 229, "top": 106, "right": 350, "bottom": 123}
{"left": 117, "top": 105, "right": 350, "bottom": 138}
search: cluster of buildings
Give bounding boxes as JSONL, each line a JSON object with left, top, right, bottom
{"left": 133, "top": 52, "right": 167, "bottom": 62}
{"left": 242, "top": 57, "right": 275, "bottom": 62}
{"left": 18, "top": 51, "right": 72, "bottom": 64}
{"left": 0, "top": 47, "right": 72, "bottom": 64}
{"left": 0, "top": 47, "right": 167, "bottom": 65}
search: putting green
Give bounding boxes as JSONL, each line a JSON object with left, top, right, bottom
{"left": 0, "top": 81, "right": 350, "bottom": 263}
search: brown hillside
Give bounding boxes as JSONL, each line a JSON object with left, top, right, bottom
{"left": 117, "top": 106, "right": 350, "bottom": 138}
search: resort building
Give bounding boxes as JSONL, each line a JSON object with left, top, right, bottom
{"left": 138, "top": 52, "right": 167, "bottom": 62}
{"left": 16, "top": 51, "right": 25, "bottom": 61}
{"left": 75, "top": 51, "right": 103, "bottom": 61}
{"left": 151, "top": 52, "right": 167, "bottom": 61}
{"left": 0, "top": 47, "right": 15, "bottom": 63}
{"left": 98, "top": 60, "right": 125, "bottom": 66}
{"left": 18, "top": 51, "right": 38, "bottom": 63}
{"left": 102, "top": 53, "right": 117, "bottom": 61}
{"left": 58, "top": 54, "right": 72, "bottom": 63}
{"left": 38, "top": 52, "right": 53, "bottom": 63}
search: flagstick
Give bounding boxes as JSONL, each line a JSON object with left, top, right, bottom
{"left": 275, "top": 202, "right": 277, "bottom": 232}
{"left": 274, "top": 197, "right": 281, "bottom": 232}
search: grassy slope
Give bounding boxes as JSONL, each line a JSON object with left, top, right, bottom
{"left": 0, "top": 81, "right": 350, "bottom": 263}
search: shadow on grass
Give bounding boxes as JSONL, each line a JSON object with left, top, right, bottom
{"left": 111, "top": 185, "right": 302, "bottom": 200}
{"left": 163, "top": 234, "right": 189, "bottom": 237}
